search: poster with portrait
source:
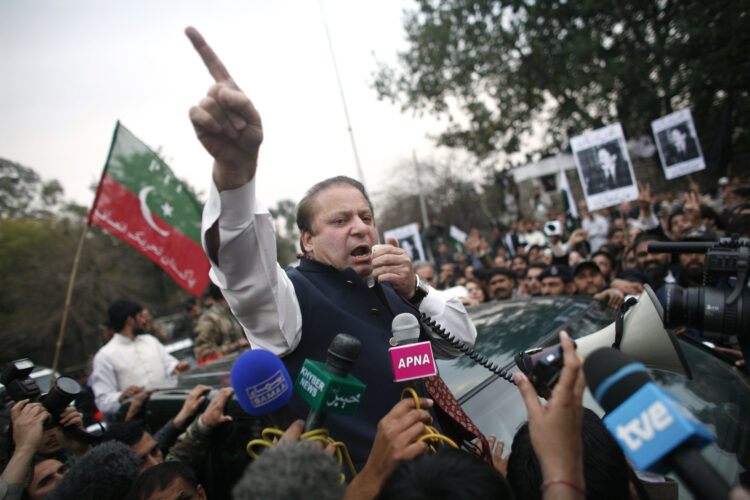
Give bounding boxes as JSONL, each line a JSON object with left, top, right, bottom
{"left": 570, "top": 123, "right": 639, "bottom": 211}
{"left": 382, "top": 222, "right": 426, "bottom": 262}
{"left": 651, "top": 108, "right": 705, "bottom": 180}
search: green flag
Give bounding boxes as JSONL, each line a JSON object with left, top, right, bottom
{"left": 88, "top": 122, "right": 210, "bottom": 296}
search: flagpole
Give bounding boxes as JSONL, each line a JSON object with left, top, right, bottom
{"left": 50, "top": 223, "right": 89, "bottom": 383}
{"left": 52, "top": 121, "right": 121, "bottom": 382}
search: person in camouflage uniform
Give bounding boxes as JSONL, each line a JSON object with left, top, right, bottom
{"left": 193, "top": 284, "right": 248, "bottom": 363}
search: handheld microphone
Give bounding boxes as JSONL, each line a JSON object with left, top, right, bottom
{"left": 294, "top": 333, "right": 366, "bottom": 432}
{"left": 231, "top": 349, "right": 293, "bottom": 416}
{"left": 389, "top": 313, "right": 437, "bottom": 382}
{"left": 584, "top": 348, "right": 729, "bottom": 500}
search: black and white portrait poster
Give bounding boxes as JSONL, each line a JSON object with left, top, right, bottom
{"left": 651, "top": 108, "right": 705, "bottom": 180}
{"left": 383, "top": 223, "right": 425, "bottom": 262}
{"left": 570, "top": 123, "right": 638, "bottom": 211}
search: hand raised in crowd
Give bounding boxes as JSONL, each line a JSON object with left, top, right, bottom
{"left": 682, "top": 191, "right": 703, "bottom": 230}
{"left": 372, "top": 238, "right": 417, "bottom": 299}
{"left": 515, "top": 331, "right": 586, "bottom": 500}
{"left": 565, "top": 228, "right": 588, "bottom": 249}
{"left": 1, "top": 401, "right": 51, "bottom": 486}
{"left": 185, "top": 26, "right": 263, "bottom": 191}
{"left": 173, "top": 361, "right": 191, "bottom": 374}
{"left": 609, "top": 278, "right": 643, "bottom": 296}
{"left": 172, "top": 384, "right": 211, "bottom": 429}
{"left": 11, "top": 400, "right": 50, "bottom": 453}
{"left": 276, "top": 419, "right": 336, "bottom": 457}
{"left": 55, "top": 406, "right": 90, "bottom": 458}
{"left": 125, "top": 388, "right": 156, "bottom": 421}
{"left": 593, "top": 287, "right": 625, "bottom": 309}
{"left": 477, "top": 434, "right": 510, "bottom": 477}
{"left": 119, "top": 384, "right": 145, "bottom": 403}
{"left": 637, "top": 181, "right": 652, "bottom": 215}
{"left": 200, "top": 386, "right": 234, "bottom": 428}
{"left": 345, "top": 397, "right": 434, "bottom": 500}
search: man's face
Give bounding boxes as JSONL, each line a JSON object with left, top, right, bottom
{"left": 27, "top": 459, "right": 68, "bottom": 500}
{"left": 593, "top": 254, "right": 613, "bottom": 277}
{"left": 542, "top": 277, "right": 566, "bottom": 296}
{"left": 488, "top": 274, "right": 514, "bottom": 300}
{"left": 133, "top": 432, "right": 164, "bottom": 473}
{"left": 37, "top": 427, "right": 61, "bottom": 455}
{"left": 670, "top": 214, "right": 689, "bottom": 238}
{"left": 301, "top": 185, "right": 377, "bottom": 278}
{"left": 609, "top": 230, "right": 624, "bottom": 247}
{"left": 465, "top": 281, "right": 485, "bottom": 302}
{"left": 524, "top": 267, "right": 543, "bottom": 296}
{"left": 679, "top": 252, "right": 705, "bottom": 285}
{"left": 635, "top": 241, "right": 669, "bottom": 278}
{"left": 146, "top": 477, "right": 206, "bottom": 500}
{"left": 597, "top": 148, "right": 617, "bottom": 170}
{"left": 439, "top": 263, "right": 455, "bottom": 283}
{"left": 415, "top": 265, "right": 437, "bottom": 288}
{"left": 511, "top": 257, "right": 528, "bottom": 276}
{"left": 574, "top": 268, "right": 606, "bottom": 295}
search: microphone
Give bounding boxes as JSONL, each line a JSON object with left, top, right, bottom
{"left": 584, "top": 348, "right": 729, "bottom": 500}
{"left": 293, "top": 333, "right": 366, "bottom": 432}
{"left": 231, "top": 349, "right": 293, "bottom": 416}
{"left": 389, "top": 313, "right": 437, "bottom": 383}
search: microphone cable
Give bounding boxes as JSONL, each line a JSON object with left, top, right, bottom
{"left": 400, "top": 386, "right": 459, "bottom": 451}
{"left": 245, "top": 426, "right": 357, "bottom": 479}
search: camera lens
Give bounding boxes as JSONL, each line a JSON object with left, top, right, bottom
{"left": 41, "top": 376, "right": 82, "bottom": 416}
{"left": 664, "top": 283, "right": 749, "bottom": 334}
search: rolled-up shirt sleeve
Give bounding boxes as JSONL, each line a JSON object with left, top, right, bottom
{"left": 419, "top": 288, "right": 477, "bottom": 359}
{"left": 201, "top": 179, "right": 302, "bottom": 356}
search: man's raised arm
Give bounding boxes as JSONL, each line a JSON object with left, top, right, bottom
{"left": 185, "top": 26, "right": 263, "bottom": 192}
{"left": 185, "top": 27, "right": 301, "bottom": 355}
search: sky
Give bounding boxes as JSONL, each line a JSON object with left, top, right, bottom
{"left": 0, "top": 0, "right": 453, "bottom": 211}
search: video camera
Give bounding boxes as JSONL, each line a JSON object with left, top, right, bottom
{"left": 649, "top": 234, "right": 749, "bottom": 335}
{"left": 1, "top": 358, "right": 82, "bottom": 426}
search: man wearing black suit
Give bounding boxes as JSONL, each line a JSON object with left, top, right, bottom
{"left": 584, "top": 146, "right": 633, "bottom": 196}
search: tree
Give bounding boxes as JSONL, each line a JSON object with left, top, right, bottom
{"left": 374, "top": 0, "right": 750, "bottom": 165}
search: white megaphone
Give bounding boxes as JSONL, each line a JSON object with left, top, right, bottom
{"left": 575, "top": 284, "right": 692, "bottom": 378}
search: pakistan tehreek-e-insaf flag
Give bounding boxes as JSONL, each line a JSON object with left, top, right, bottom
{"left": 88, "top": 122, "right": 210, "bottom": 296}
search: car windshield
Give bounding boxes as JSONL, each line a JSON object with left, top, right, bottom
{"left": 437, "top": 296, "right": 750, "bottom": 497}
{"left": 438, "top": 296, "right": 614, "bottom": 399}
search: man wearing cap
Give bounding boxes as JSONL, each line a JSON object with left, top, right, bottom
{"left": 539, "top": 264, "right": 575, "bottom": 296}
{"left": 487, "top": 267, "right": 517, "bottom": 301}
{"left": 572, "top": 262, "right": 624, "bottom": 308}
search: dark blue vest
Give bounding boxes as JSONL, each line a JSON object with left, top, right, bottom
{"left": 283, "top": 258, "right": 420, "bottom": 469}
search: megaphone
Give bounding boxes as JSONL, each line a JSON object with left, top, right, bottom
{"left": 576, "top": 284, "right": 692, "bottom": 379}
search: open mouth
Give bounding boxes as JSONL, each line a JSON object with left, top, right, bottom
{"left": 350, "top": 245, "right": 371, "bottom": 259}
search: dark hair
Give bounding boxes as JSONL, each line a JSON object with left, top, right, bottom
{"left": 183, "top": 297, "right": 198, "bottom": 312}
{"left": 633, "top": 229, "right": 668, "bottom": 250}
{"left": 488, "top": 267, "right": 516, "bottom": 282}
{"left": 108, "top": 300, "right": 143, "bottom": 332}
{"left": 295, "top": 176, "right": 373, "bottom": 239}
{"left": 527, "top": 261, "right": 548, "bottom": 273}
{"left": 129, "top": 461, "right": 200, "bottom": 500}
{"left": 47, "top": 442, "right": 139, "bottom": 500}
{"left": 507, "top": 409, "right": 630, "bottom": 500}
{"left": 607, "top": 226, "right": 624, "bottom": 239}
{"left": 232, "top": 441, "right": 344, "bottom": 500}
{"left": 668, "top": 209, "right": 685, "bottom": 232}
{"left": 376, "top": 448, "right": 513, "bottom": 500}
{"left": 102, "top": 421, "right": 147, "bottom": 447}
{"left": 208, "top": 282, "right": 224, "bottom": 301}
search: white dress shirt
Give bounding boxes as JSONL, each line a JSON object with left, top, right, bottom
{"left": 91, "top": 333, "right": 178, "bottom": 415}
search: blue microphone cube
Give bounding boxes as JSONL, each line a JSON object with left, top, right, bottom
{"left": 603, "top": 383, "right": 715, "bottom": 472}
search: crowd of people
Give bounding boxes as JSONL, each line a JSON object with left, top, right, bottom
{"left": 414, "top": 177, "right": 749, "bottom": 364}
{"left": 2, "top": 24, "right": 749, "bottom": 500}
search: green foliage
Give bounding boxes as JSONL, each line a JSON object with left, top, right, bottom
{"left": 374, "top": 0, "right": 750, "bottom": 160}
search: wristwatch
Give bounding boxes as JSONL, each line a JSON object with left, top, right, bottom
{"left": 408, "top": 275, "right": 430, "bottom": 307}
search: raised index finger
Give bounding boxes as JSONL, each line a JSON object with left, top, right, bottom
{"left": 185, "top": 26, "right": 233, "bottom": 84}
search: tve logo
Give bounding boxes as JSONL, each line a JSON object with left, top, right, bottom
{"left": 615, "top": 401, "right": 674, "bottom": 451}
{"left": 390, "top": 341, "right": 437, "bottom": 382}
{"left": 604, "top": 384, "right": 714, "bottom": 472}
